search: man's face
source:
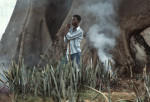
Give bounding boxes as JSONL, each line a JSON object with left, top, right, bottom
{"left": 72, "top": 17, "right": 79, "bottom": 26}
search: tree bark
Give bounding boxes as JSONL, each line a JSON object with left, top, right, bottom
{"left": 0, "top": 0, "right": 73, "bottom": 67}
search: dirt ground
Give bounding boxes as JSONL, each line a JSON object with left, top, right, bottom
{"left": 15, "top": 91, "right": 136, "bottom": 102}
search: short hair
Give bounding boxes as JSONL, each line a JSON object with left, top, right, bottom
{"left": 73, "top": 15, "right": 81, "bottom": 22}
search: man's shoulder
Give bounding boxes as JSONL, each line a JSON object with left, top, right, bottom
{"left": 78, "top": 27, "right": 83, "bottom": 33}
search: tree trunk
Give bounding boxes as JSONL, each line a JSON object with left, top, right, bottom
{"left": 1, "top": 0, "right": 150, "bottom": 73}
{"left": 0, "top": 0, "right": 73, "bottom": 67}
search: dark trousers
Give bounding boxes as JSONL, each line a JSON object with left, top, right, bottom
{"left": 70, "top": 52, "right": 81, "bottom": 67}
{"left": 60, "top": 52, "right": 81, "bottom": 68}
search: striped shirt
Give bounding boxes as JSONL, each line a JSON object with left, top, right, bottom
{"left": 64, "top": 26, "right": 83, "bottom": 55}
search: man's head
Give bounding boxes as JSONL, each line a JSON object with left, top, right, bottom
{"left": 72, "top": 15, "right": 81, "bottom": 27}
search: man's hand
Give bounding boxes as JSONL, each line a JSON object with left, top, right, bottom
{"left": 64, "top": 23, "right": 71, "bottom": 36}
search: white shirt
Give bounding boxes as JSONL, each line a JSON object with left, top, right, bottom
{"left": 64, "top": 26, "right": 83, "bottom": 55}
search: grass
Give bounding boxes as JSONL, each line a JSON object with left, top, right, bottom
{"left": 0, "top": 57, "right": 143, "bottom": 102}
{"left": 131, "top": 66, "right": 150, "bottom": 102}
{"left": 15, "top": 91, "right": 136, "bottom": 102}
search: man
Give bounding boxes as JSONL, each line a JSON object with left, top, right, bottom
{"left": 64, "top": 15, "right": 83, "bottom": 67}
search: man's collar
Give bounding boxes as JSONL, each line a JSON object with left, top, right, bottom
{"left": 76, "top": 26, "right": 80, "bottom": 31}
{"left": 72, "top": 26, "right": 80, "bottom": 31}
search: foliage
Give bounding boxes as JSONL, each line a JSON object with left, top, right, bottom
{"left": 0, "top": 58, "right": 120, "bottom": 102}
{"left": 132, "top": 66, "right": 150, "bottom": 102}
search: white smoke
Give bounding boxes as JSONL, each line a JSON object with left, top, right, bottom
{"left": 86, "top": 0, "right": 120, "bottom": 65}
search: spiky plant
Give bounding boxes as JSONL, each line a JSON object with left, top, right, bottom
{"left": 0, "top": 58, "right": 119, "bottom": 102}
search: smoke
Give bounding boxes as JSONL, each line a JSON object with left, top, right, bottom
{"left": 81, "top": 0, "right": 120, "bottom": 65}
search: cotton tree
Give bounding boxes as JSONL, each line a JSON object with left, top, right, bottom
{"left": 0, "top": 0, "right": 73, "bottom": 67}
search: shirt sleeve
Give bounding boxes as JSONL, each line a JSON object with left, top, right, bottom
{"left": 64, "top": 36, "right": 67, "bottom": 43}
{"left": 66, "top": 30, "right": 83, "bottom": 40}
{"left": 64, "top": 28, "right": 72, "bottom": 42}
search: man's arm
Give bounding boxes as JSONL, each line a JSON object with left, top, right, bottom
{"left": 64, "top": 35, "right": 68, "bottom": 43}
{"left": 64, "top": 23, "right": 71, "bottom": 43}
{"left": 66, "top": 30, "right": 83, "bottom": 40}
